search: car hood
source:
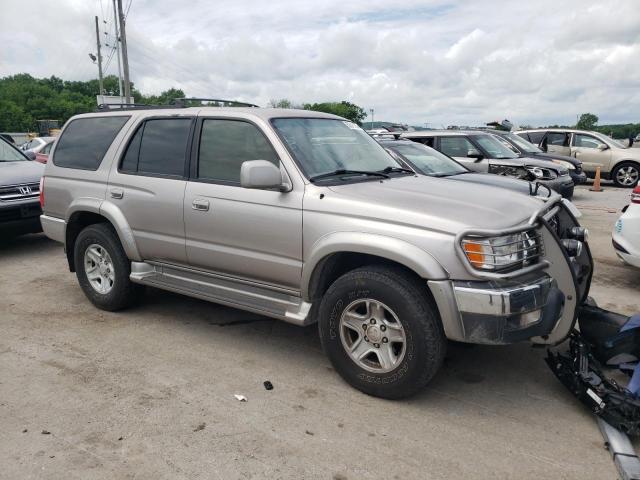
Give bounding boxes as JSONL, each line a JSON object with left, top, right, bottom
{"left": 530, "top": 152, "right": 581, "bottom": 167}
{"left": 491, "top": 156, "right": 568, "bottom": 174}
{"left": 447, "top": 172, "right": 533, "bottom": 194}
{"left": 324, "top": 174, "right": 544, "bottom": 234}
{"left": 0, "top": 160, "right": 44, "bottom": 185}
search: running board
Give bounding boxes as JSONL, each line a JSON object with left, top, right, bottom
{"left": 129, "top": 261, "right": 313, "bottom": 326}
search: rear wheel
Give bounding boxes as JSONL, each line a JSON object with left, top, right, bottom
{"left": 612, "top": 162, "right": 640, "bottom": 188}
{"left": 74, "top": 223, "right": 142, "bottom": 311}
{"left": 318, "top": 265, "right": 446, "bottom": 399}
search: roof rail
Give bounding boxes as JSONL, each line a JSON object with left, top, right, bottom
{"left": 173, "top": 98, "right": 260, "bottom": 108}
{"left": 96, "top": 103, "right": 182, "bottom": 112}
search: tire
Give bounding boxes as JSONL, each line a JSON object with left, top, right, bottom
{"left": 318, "top": 265, "right": 446, "bottom": 399}
{"left": 612, "top": 161, "right": 640, "bottom": 188}
{"left": 74, "top": 223, "right": 142, "bottom": 311}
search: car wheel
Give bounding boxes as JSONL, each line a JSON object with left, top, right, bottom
{"left": 74, "top": 223, "right": 143, "bottom": 311}
{"left": 318, "top": 265, "right": 446, "bottom": 399}
{"left": 612, "top": 162, "right": 640, "bottom": 188}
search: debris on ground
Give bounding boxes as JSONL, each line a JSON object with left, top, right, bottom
{"left": 193, "top": 423, "right": 206, "bottom": 432}
{"left": 234, "top": 394, "right": 247, "bottom": 402}
{"left": 305, "top": 430, "right": 314, "bottom": 436}
{"left": 22, "top": 429, "right": 27, "bottom": 433}
{"left": 263, "top": 380, "right": 273, "bottom": 390}
{"left": 41, "top": 430, "right": 51, "bottom": 435}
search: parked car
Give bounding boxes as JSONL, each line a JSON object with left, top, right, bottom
{"left": 34, "top": 139, "right": 54, "bottom": 164}
{"left": 379, "top": 138, "right": 550, "bottom": 196}
{"left": 40, "top": 107, "right": 593, "bottom": 399}
{"left": 517, "top": 129, "right": 640, "bottom": 188}
{"left": 482, "top": 130, "right": 587, "bottom": 186}
{"left": 0, "top": 136, "right": 44, "bottom": 236}
{"left": 613, "top": 185, "right": 640, "bottom": 268}
{"left": 400, "top": 130, "right": 575, "bottom": 198}
{"left": 20, "top": 136, "right": 55, "bottom": 154}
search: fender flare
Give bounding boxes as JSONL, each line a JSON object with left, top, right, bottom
{"left": 99, "top": 200, "right": 142, "bottom": 261}
{"left": 301, "top": 231, "right": 449, "bottom": 301}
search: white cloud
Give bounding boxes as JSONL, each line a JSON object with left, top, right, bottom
{"left": 1, "top": 0, "right": 639, "bottom": 126}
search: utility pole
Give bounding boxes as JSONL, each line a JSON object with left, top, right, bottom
{"left": 94, "top": 16, "right": 105, "bottom": 96}
{"left": 370, "top": 108, "right": 374, "bottom": 129}
{"left": 112, "top": 0, "right": 123, "bottom": 102}
{"left": 116, "top": 0, "right": 131, "bottom": 104}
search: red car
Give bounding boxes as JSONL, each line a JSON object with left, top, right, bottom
{"left": 34, "top": 140, "right": 54, "bottom": 163}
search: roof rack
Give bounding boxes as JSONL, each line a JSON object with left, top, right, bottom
{"left": 96, "top": 97, "right": 260, "bottom": 112}
{"left": 173, "top": 98, "right": 260, "bottom": 108}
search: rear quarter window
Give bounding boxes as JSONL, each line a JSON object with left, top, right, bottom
{"left": 53, "top": 116, "right": 130, "bottom": 170}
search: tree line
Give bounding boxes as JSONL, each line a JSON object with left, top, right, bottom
{"left": 0, "top": 74, "right": 636, "bottom": 138}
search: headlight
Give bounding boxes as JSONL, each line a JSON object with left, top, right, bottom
{"left": 551, "top": 159, "right": 576, "bottom": 170}
{"left": 488, "top": 164, "right": 530, "bottom": 179}
{"left": 525, "top": 166, "right": 557, "bottom": 180}
{"left": 462, "top": 231, "right": 541, "bottom": 272}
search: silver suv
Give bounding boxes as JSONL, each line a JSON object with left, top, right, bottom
{"left": 40, "top": 107, "right": 593, "bottom": 399}
{"left": 517, "top": 128, "right": 640, "bottom": 188}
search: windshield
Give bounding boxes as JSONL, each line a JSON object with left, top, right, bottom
{"left": 474, "top": 135, "right": 519, "bottom": 159}
{"left": 592, "top": 131, "right": 627, "bottom": 149}
{"left": 0, "top": 138, "right": 27, "bottom": 162}
{"left": 504, "top": 133, "right": 542, "bottom": 153}
{"left": 387, "top": 142, "right": 467, "bottom": 176}
{"left": 271, "top": 118, "right": 401, "bottom": 180}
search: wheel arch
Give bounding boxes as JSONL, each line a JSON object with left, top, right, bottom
{"left": 302, "top": 233, "right": 448, "bottom": 303}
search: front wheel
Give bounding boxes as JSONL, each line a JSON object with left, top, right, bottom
{"left": 612, "top": 161, "right": 640, "bottom": 188}
{"left": 318, "top": 266, "right": 446, "bottom": 399}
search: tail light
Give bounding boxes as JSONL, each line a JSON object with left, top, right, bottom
{"left": 39, "top": 176, "right": 45, "bottom": 209}
{"left": 632, "top": 185, "right": 640, "bottom": 204}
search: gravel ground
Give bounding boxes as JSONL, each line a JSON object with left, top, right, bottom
{"left": 0, "top": 183, "right": 638, "bottom": 480}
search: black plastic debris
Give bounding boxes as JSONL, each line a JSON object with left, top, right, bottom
{"left": 264, "top": 380, "right": 274, "bottom": 391}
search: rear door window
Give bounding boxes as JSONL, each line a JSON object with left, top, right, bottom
{"left": 439, "top": 136, "right": 476, "bottom": 157}
{"left": 526, "top": 131, "right": 546, "bottom": 145}
{"left": 120, "top": 118, "right": 192, "bottom": 177}
{"left": 547, "top": 132, "right": 569, "bottom": 146}
{"left": 53, "top": 116, "right": 129, "bottom": 170}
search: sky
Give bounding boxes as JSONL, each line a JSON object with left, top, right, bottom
{"left": 1, "top": 0, "right": 639, "bottom": 127}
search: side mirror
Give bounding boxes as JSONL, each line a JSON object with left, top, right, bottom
{"left": 24, "top": 151, "right": 36, "bottom": 160}
{"left": 597, "top": 143, "right": 609, "bottom": 151}
{"left": 467, "top": 149, "right": 484, "bottom": 161}
{"left": 240, "top": 160, "right": 287, "bottom": 191}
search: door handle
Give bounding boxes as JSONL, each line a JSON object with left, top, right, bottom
{"left": 192, "top": 199, "right": 210, "bottom": 211}
{"left": 110, "top": 188, "right": 124, "bottom": 199}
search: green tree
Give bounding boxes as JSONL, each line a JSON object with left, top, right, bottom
{"left": 576, "top": 113, "right": 599, "bottom": 130}
{"left": 303, "top": 101, "right": 367, "bottom": 125}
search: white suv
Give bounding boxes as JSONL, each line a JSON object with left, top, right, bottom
{"left": 613, "top": 185, "right": 640, "bottom": 267}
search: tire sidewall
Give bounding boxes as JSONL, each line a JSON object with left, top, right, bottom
{"left": 319, "top": 270, "right": 442, "bottom": 397}
{"left": 74, "top": 224, "right": 131, "bottom": 309}
{"left": 613, "top": 162, "right": 640, "bottom": 188}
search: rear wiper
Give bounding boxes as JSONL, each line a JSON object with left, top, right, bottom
{"left": 381, "top": 166, "right": 414, "bottom": 174}
{"left": 309, "top": 169, "right": 390, "bottom": 182}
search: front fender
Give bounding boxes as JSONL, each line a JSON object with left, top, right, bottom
{"left": 301, "top": 231, "right": 449, "bottom": 301}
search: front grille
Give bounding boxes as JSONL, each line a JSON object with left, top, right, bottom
{"left": 0, "top": 183, "right": 40, "bottom": 202}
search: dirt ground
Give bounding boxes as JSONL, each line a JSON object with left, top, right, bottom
{"left": 1, "top": 183, "right": 638, "bottom": 480}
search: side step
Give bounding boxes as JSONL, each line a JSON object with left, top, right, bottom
{"left": 129, "top": 261, "right": 313, "bottom": 326}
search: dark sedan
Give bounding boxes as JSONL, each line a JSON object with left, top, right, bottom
{"left": 485, "top": 130, "right": 587, "bottom": 185}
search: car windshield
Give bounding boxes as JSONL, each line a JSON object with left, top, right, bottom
{"left": 504, "top": 133, "right": 542, "bottom": 153}
{"left": 473, "top": 135, "right": 519, "bottom": 159}
{"left": 271, "top": 118, "right": 402, "bottom": 180}
{"left": 387, "top": 142, "right": 467, "bottom": 177}
{"left": 0, "top": 138, "right": 27, "bottom": 162}
{"left": 592, "top": 131, "right": 627, "bottom": 149}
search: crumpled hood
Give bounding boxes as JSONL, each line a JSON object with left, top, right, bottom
{"left": 0, "top": 160, "right": 44, "bottom": 186}
{"left": 493, "top": 156, "right": 569, "bottom": 175}
{"left": 325, "top": 174, "right": 545, "bottom": 234}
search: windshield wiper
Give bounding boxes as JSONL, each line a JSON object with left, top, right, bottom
{"left": 309, "top": 169, "right": 390, "bottom": 182}
{"left": 381, "top": 166, "right": 414, "bottom": 174}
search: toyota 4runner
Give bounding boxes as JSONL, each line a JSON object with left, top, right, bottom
{"left": 40, "top": 106, "right": 593, "bottom": 399}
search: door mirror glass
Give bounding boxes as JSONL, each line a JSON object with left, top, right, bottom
{"left": 240, "top": 160, "right": 285, "bottom": 190}
{"left": 597, "top": 143, "right": 609, "bottom": 151}
{"left": 24, "top": 150, "right": 36, "bottom": 160}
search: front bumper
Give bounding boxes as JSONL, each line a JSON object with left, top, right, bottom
{"left": 570, "top": 170, "right": 588, "bottom": 185}
{"left": 452, "top": 275, "right": 564, "bottom": 344}
{"left": 540, "top": 176, "right": 575, "bottom": 199}
{"left": 0, "top": 200, "right": 42, "bottom": 235}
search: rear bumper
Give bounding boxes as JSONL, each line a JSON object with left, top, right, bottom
{"left": 40, "top": 214, "right": 66, "bottom": 243}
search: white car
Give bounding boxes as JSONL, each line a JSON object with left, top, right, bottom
{"left": 613, "top": 185, "right": 640, "bottom": 268}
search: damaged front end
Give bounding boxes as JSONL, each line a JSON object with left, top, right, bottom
{"left": 547, "top": 301, "right": 640, "bottom": 435}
